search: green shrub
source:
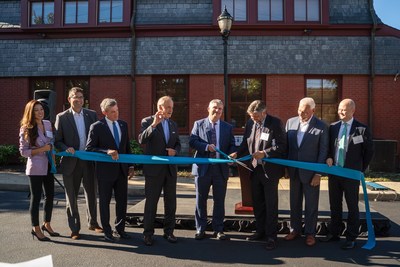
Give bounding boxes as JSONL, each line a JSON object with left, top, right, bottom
{"left": 0, "top": 145, "right": 18, "bottom": 166}
{"left": 130, "top": 139, "right": 143, "bottom": 155}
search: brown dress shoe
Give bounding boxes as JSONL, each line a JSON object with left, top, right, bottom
{"left": 305, "top": 235, "right": 316, "bottom": 246}
{"left": 89, "top": 225, "right": 104, "bottom": 233}
{"left": 71, "top": 232, "right": 80, "bottom": 240}
{"left": 284, "top": 231, "right": 300, "bottom": 241}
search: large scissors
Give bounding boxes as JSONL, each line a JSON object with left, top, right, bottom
{"left": 215, "top": 148, "right": 253, "bottom": 172}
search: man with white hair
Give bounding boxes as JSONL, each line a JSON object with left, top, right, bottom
{"left": 285, "top": 97, "right": 329, "bottom": 247}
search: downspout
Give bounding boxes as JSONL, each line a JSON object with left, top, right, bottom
{"left": 368, "top": 0, "right": 378, "bottom": 133}
{"left": 130, "top": 0, "right": 137, "bottom": 137}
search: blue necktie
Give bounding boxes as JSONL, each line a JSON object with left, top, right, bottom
{"left": 163, "top": 119, "right": 170, "bottom": 143}
{"left": 210, "top": 123, "right": 217, "bottom": 158}
{"left": 337, "top": 122, "right": 347, "bottom": 167}
{"left": 113, "top": 121, "right": 120, "bottom": 148}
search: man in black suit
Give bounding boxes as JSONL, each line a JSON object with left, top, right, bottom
{"left": 86, "top": 98, "right": 131, "bottom": 242}
{"left": 55, "top": 87, "right": 102, "bottom": 240}
{"left": 189, "top": 99, "right": 237, "bottom": 241}
{"left": 320, "top": 99, "right": 374, "bottom": 249}
{"left": 285, "top": 97, "right": 329, "bottom": 247}
{"left": 138, "top": 96, "right": 181, "bottom": 246}
{"left": 232, "top": 100, "right": 287, "bottom": 250}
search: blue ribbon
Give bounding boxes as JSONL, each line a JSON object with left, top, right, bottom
{"left": 47, "top": 150, "right": 57, "bottom": 174}
{"left": 56, "top": 150, "right": 375, "bottom": 250}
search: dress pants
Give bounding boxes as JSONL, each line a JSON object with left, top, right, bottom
{"left": 251, "top": 165, "right": 279, "bottom": 239}
{"left": 289, "top": 170, "right": 320, "bottom": 235}
{"left": 143, "top": 166, "right": 177, "bottom": 236}
{"left": 63, "top": 159, "right": 98, "bottom": 233}
{"left": 195, "top": 164, "right": 227, "bottom": 233}
{"left": 328, "top": 175, "right": 360, "bottom": 241}
{"left": 28, "top": 172, "right": 54, "bottom": 226}
{"left": 97, "top": 169, "right": 127, "bottom": 235}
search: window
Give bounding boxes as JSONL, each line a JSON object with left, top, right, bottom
{"left": 31, "top": 79, "right": 55, "bottom": 95}
{"left": 258, "top": 0, "right": 283, "bottom": 21}
{"left": 99, "top": 0, "right": 123, "bottom": 23}
{"left": 221, "top": 0, "right": 247, "bottom": 21}
{"left": 230, "top": 77, "right": 264, "bottom": 129}
{"left": 306, "top": 78, "right": 340, "bottom": 124}
{"left": 64, "top": 79, "right": 90, "bottom": 109}
{"left": 30, "top": 1, "right": 54, "bottom": 25}
{"left": 154, "top": 77, "right": 188, "bottom": 130}
{"left": 64, "top": 0, "right": 88, "bottom": 24}
{"left": 294, "top": 0, "right": 320, "bottom": 22}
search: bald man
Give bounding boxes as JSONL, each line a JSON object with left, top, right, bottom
{"left": 320, "top": 99, "right": 374, "bottom": 250}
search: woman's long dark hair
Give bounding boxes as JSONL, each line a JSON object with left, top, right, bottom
{"left": 20, "top": 100, "right": 43, "bottom": 147}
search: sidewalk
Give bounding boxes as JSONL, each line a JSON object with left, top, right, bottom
{"left": 0, "top": 171, "right": 398, "bottom": 201}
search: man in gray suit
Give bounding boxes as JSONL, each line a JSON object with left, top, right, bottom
{"left": 55, "top": 87, "right": 102, "bottom": 240}
{"left": 285, "top": 97, "right": 328, "bottom": 246}
{"left": 138, "top": 96, "right": 181, "bottom": 246}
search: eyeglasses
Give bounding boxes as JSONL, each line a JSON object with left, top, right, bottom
{"left": 70, "top": 95, "right": 84, "bottom": 99}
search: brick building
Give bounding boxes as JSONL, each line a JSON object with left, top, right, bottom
{"left": 1, "top": 0, "right": 399, "bottom": 168}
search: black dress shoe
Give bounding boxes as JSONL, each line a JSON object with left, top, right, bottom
{"left": 341, "top": 241, "right": 356, "bottom": 250}
{"left": 41, "top": 225, "right": 60, "bottom": 237}
{"left": 143, "top": 235, "right": 153, "bottom": 246}
{"left": 114, "top": 231, "right": 131, "bottom": 239}
{"left": 195, "top": 231, "right": 206, "bottom": 240}
{"left": 319, "top": 234, "right": 340, "bottom": 242}
{"left": 215, "top": 232, "right": 228, "bottom": 240}
{"left": 265, "top": 238, "right": 277, "bottom": 250}
{"left": 163, "top": 233, "right": 177, "bottom": 243}
{"left": 246, "top": 232, "right": 265, "bottom": 241}
{"left": 104, "top": 233, "right": 115, "bottom": 242}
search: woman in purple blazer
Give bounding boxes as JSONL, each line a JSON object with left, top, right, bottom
{"left": 19, "top": 100, "right": 59, "bottom": 241}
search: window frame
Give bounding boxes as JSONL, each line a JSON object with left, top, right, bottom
{"left": 228, "top": 75, "right": 266, "bottom": 134}
{"left": 152, "top": 75, "right": 189, "bottom": 133}
{"left": 213, "top": 0, "right": 329, "bottom": 25}
{"left": 64, "top": 0, "right": 89, "bottom": 25}
{"left": 21, "top": 0, "right": 131, "bottom": 29}
{"left": 305, "top": 75, "right": 342, "bottom": 124}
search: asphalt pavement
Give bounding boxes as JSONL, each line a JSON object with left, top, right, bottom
{"left": 0, "top": 171, "right": 399, "bottom": 266}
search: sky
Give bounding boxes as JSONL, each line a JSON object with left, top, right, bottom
{"left": 373, "top": 0, "right": 400, "bottom": 30}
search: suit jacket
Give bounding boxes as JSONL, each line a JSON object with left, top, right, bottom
{"left": 189, "top": 118, "right": 236, "bottom": 179}
{"left": 54, "top": 108, "right": 97, "bottom": 176}
{"left": 286, "top": 116, "right": 329, "bottom": 183}
{"left": 237, "top": 115, "right": 287, "bottom": 180}
{"left": 138, "top": 116, "right": 181, "bottom": 177}
{"left": 85, "top": 118, "right": 131, "bottom": 179}
{"left": 19, "top": 120, "right": 53, "bottom": 176}
{"left": 328, "top": 119, "right": 374, "bottom": 172}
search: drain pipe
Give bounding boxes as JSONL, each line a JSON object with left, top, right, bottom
{"left": 368, "top": 0, "right": 378, "bottom": 133}
{"left": 130, "top": 0, "right": 137, "bottom": 137}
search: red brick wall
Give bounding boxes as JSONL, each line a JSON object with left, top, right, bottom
{"left": 0, "top": 78, "right": 30, "bottom": 146}
{"left": 135, "top": 76, "right": 153, "bottom": 138}
{"left": 266, "top": 75, "right": 305, "bottom": 123}
{"left": 342, "top": 75, "right": 369, "bottom": 125}
{"left": 372, "top": 76, "right": 400, "bottom": 142}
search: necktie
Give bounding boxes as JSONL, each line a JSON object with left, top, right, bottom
{"left": 113, "top": 121, "right": 120, "bottom": 148}
{"left": 337, "top": 122, "right": 347, "bottom": 167}
{"left": 210, "top": 123, "right": 217, "bottom": 158}
{"left": 162, "top": 119, "right": 170, "bottom": 143}
{"left": 252, "top": 123, "right": 261, "bottom": 168}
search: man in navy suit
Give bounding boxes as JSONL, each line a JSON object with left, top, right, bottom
{"left": 320, "top": 99, "right": 374, "bottom": 249}
{"left": 285, "top": 97, "right": 329, "bottom": 247}
{"left": 86, "top": 98, "right": 131, "bottom": 242}
{"left": 138, "top": 96, "right": 181, "bottom": 246}
{"left": 189, "top": 99, "right": 236, "bottom": 241}
{"left": 233, "top": 100, "right": 287, "bottom": 250}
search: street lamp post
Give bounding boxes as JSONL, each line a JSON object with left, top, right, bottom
{"left": 217, "top": 6, "right": 233, "bottom": 121}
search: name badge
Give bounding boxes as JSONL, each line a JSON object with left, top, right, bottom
{"left": 353, "top": 135, "right": 363, "bottom": 144}
{"left": 261, "top": 132, "right": 269, "bottom": 141}
{"left": 46, "top": 131, "right": 53, "bottom": 139}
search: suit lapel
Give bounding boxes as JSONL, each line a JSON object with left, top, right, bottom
{"left": 82, "top": 109, "right": 92, "bottom": 135}
{"left": 66, "top": 109, "right": 79, "bottom": 135}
